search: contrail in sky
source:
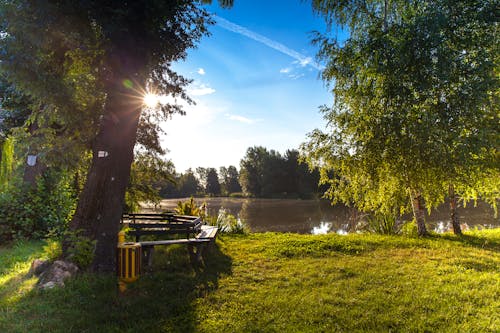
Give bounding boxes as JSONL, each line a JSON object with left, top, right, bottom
{"left": 215, "top": 16, "right": 323, "bottom": 71}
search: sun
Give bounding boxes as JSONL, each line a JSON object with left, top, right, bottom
{"left": 143, "top": 93, "right": 159, "bottom": 107}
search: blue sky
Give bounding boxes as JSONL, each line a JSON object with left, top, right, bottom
{"left": 161, "top": 1, "right": 346, "bottom": 172}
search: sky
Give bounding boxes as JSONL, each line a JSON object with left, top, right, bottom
{"left": 160, "top": 0, "right": 346, "bottom": 172}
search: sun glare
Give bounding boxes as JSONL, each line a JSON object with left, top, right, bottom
{"left": 143, "top": 93, "right": 159, "bottom": 107}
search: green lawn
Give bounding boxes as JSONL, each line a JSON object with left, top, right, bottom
{"left": 1, "top": 230, "right": 499, "bottom": 332}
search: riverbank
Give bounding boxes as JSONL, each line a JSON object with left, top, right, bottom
{"left": 1, "top": 230, "right": 499, "bottom": 332}
{"left": 147, "top": 197, "right": 500, "bottom": 234}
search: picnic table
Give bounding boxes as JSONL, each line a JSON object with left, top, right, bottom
{"left": 121, "top": 213, "right": 218, "bottom": 266}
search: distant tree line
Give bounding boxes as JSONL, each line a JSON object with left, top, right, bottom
{"left": 157, "top": 146, "right": 324, "bottom": 199}
{"left": 239, "top": 147, "right": 324, "bottom": 199}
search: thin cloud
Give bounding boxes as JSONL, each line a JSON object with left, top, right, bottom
{"left": 289, "top": 73, "right": 305, "bottom": 80}
{"left": 280, "top": 67, "right": 291, "bottom": 74}
{"left": 216, "top": 16, "right": 323, "bottom": 71}
{"left": 226, "top": 113, "right": 261, "bottom": 124}
{"left": 197, "top": 68, "right": 206, "bottom": 75}
{"left": 189, "top": 83, "right": 216, "bottom": 96}
{"left": 295, "top": 57, "right": 312, "bottom": 67}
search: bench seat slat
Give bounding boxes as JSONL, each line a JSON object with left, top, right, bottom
{"left": 139, "top": 238, "right": 212, "bottom": 247}
{"left": 129, "top": 230, "right": 194, "bottom": 236}
{"left": 129, "top": 223, "right": 197, "bottom": 228}
{"left": 196, "top": 226, "right": 219, "bottom": 239}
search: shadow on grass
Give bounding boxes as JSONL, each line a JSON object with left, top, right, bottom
{"left": 431, "top": 232, "right": 500, "bottom": 252}
{"left": 0, "top": 242, "right": 232, "bottom": 333}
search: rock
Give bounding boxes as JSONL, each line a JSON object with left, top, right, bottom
{"left": 37, "top": 260, "right": 79, "bottom": 290}
{"left": 27, "top": 259, "right": 51, "bottom": 277}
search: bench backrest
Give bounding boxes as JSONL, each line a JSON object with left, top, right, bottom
{"left": 121, "top": 213, "right": 203, "bottom": 241}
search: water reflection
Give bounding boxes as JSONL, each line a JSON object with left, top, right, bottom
{"left": 149, "top": 198, "right": 499, "bottom": 234}
{"left": 311, "top": 222, "right": 331, "bottom": 235}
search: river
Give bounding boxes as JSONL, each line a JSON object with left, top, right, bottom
{"left": 142, "top": 197, "right": 499, "bottom": 234}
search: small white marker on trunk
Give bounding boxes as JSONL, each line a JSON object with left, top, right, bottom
{"left": 27, "top": 155, "right": 37, "bottom": 166}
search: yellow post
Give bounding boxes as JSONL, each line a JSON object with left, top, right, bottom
{"left": 117, "top": 231, "right": 141, "bottom": 292}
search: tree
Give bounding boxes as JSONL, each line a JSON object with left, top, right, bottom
{"left": 239, "top": 146, "right": 321, "bottom": 198}
{"left": 205, "top": 168, "right": 221, "bottom": 196}
{"left": 196, "top": 167, "right": 209, "bottom": 191}
{"left": 125, "top": 152, "right": 175, "bottom": 212}
{"left": 0, "top": 0, "right": 231, "bottom": 271}
{"left": 239, "top": 146, "right": 268, "bottom": 197}
{"left": 303, "top": 0, "right": 498, "bottom": 236}
{"left": 220, "top": 165, "right": 242, "bottom": 195}
{"left": 178, "top": 169, "right": 201, "bottom": 197}
{"left": 0, "top": 137, "right": 14, "bottom": 188}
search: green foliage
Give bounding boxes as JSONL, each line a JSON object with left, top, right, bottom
{"left": 401, "top": 219, "right": 419, "bottom": 237}
{"left": 42, "top": 239, "right": 63, "bottom": 261}
{"left": 125, "top": 152, "right": 175, "bottom": 213}
{"left": 362, "top": 214, "right": 400, "bottom": 235}
{"left": 174, "top": 197, "right": 204, "bottom": 218}
{"left": 228, "top": 192, "right": 246, "bottom": 198}
{"left": 239, "top": 146, "right": 322, "bottom": 198}
{"left": 219, "top": 165, "right": 241, "bottom": 195}
{"left": 0, "top": 170, "right": 76, "bottom": 241}
{"left": 196, "top": 167, "right": 221, "bottom": 196}
{"left": 63, "top": 229, "right": 96, "bottom": 270}
{"left": 206, "top": 168, "right": 221, "bottom": 196}
{"left": 0, "top": 137, "right": 14, "bottom": 188}
{"left": 162, "top": 169, "right": 202, "bottom": 198}
{"left": 303, "top": 0, "right": 499, "bottom": 228}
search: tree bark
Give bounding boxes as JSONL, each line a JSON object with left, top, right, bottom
{"left": 66, "top": 45, "right": 146, "bottom": 272}
{"left": 410, "top": 190, "right": 428, "bottom": 236}
{"left": 23, "top": 157, "right": 46, "bottom": 186}
{"left": 449, "top": 183, "right": 461, "bottom": 235}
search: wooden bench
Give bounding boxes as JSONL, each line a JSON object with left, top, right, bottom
{"left": 121, "top": 213, "right": 218, "bottom": 267}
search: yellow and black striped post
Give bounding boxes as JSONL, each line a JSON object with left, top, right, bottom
{"left": 117, "top": 231, "right": 141, "bottom": 292}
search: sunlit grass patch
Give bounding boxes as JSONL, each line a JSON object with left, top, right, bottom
{"left": 0, "top": 231, "right": 498, "bottom": 332}
{"left": 0, "top": 241, "right": 45, "bottom": 302}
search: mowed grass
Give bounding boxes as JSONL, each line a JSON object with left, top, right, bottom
{"left": 0, "top": 230, "right": 499, "bottom": 332}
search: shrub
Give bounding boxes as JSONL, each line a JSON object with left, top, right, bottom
{"left": 43, "top": 239, "right": 63, "bottom": 261}
{"left": 228, "top": 192, "right": 246, "bottom": 198}
{"left": 401, "top": 219, "right": 419, "bottom": 237}
{"left": 0, "top": 170, "right": 77, "bottom": 242}
{"left": 174, "top": 197, "right": 206, "bottom": 219}
{"left": 64, "top": 229, "right": 96, "bottom": 269}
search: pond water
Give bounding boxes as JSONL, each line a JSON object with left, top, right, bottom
{"left": 142, "top": 198, "right": 499, "bottom": 234}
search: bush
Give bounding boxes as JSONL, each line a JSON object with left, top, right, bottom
{"left": 228, "top": 192, "right": 246, "bottom": 198}
{"left": 64, "top": 229, "right": 96, "bottom": 269}
{"left": 174, "top": 197, "right": 208, "bottom": 220}
{"left": 43, "top": 239, "right": 63, "bottom": 261}
{"left": 0, "top": 170, "right": 77, "bottom": 242}
{"left": 401, "top": 219, "right": 419, "bottom": 237}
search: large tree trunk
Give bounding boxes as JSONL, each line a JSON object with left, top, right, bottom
{"left": 67, "top": 45, "right": 146, "bottom": 272}
{"left": 449, "top": 183, "right": 461, "bottom": 235}
{"left": 410, "top": 190, "right": 428, "bottom": 236}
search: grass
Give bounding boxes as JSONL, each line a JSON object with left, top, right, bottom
{"left": 0, "top": 230, "right": 499, "bottom": 332}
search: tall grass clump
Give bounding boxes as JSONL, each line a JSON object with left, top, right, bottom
{"left": 208, "top": 208, "right": 248, "bottom": 234}
{"left": 358, "top": 213, "right": 400, "bottom": 235}
{"left": 174, "top": 197, "right": 206, "bottom": 218}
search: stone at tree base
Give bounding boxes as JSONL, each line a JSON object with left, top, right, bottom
{"left": 27, "top": 259, "right": 51, "bottom": 277}
{"left": 36, "top": 260, "right": 79, "bottom": 289}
